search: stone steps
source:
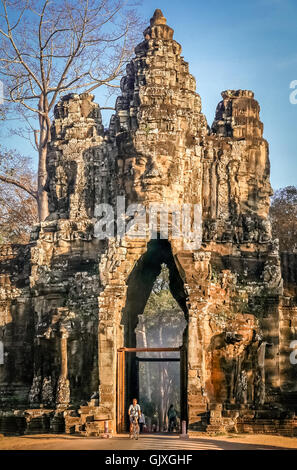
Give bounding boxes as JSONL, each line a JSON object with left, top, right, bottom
{"left": 64, "top": 402, "right": 112, "bottom": 436}
{"left": 84, "top": 421, "right": 105, "bottom": 437}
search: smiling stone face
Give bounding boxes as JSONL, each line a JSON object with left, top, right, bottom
{"left": 114, "top": 10, "right": 207, "bottom": 209}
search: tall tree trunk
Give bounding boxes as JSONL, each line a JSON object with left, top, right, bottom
{"left": 142, "top": 322, "right": 152, "bottom": 402}
{"left": 137, "top": 316, "right": 152, "bottom": 402}
{"left": 163, "top": 368, "right": 171, "bottom": 429}
{"left": 38, "top": 143, "right": 49, "bottom": 221}
{"left": 158, "top": 361, "right": 163, "bottom": 431}
{"left": 37, "top": 96, "right": 50, "bottom": 221}
{"left": 158, "top": 325, "right": 166, "bottom": 431}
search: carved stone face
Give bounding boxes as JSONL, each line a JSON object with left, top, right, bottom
{"left": 120, "top": 152, "right": 177, "bottom": 203}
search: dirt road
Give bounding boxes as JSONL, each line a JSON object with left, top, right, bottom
{"left": 1, "top": 433, "right": 297, "bottom": 450}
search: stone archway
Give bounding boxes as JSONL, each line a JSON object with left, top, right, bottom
{"left": 118, "top": 238, "right": 189, "bottom": 432}
{"left": 97, "top": 237, "right": 212, "bottom": 434}
{"left": 121, "top": 238, "right": 188, "bottom": 348}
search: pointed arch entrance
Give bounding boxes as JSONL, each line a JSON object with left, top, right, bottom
{"left": 117, "top": 238, "right": 189, "bottom": 433}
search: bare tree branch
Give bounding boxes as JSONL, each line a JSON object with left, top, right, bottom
{"left": 0, "top": 175, "right": 37, "bottom": 200}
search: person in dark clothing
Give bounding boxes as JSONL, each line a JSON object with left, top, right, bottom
{"left": 167, "top": 404, "right": 177, "bottom": 432}
{"left": 138, "top": 413, "right": 145, "bottom": 433}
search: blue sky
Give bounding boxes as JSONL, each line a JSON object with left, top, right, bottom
{"left": 1, "top": 0, "right": 297, "bottom": 190}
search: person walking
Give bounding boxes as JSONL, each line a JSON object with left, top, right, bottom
{"left": 138, "top": 412, "right": 145, "bottom": 433}
{"left": 167, "top": 404, "right": 177, "bottom": 432}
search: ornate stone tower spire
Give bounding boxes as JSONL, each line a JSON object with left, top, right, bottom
{"left": 150, "top": 9, "right": 166, "bottom": 25}
{"left": 46, "top": 93, "right": 105, "bottom": 220}
{"left": 143, "top": 8, "right": 174, "bottom": 40}
{"left": 114, "top": 9, "right": 208, "bottom": 208}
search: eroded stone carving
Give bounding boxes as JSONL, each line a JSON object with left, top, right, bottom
{"left": 0, "top": 9, "right": 296, "bottom": 436}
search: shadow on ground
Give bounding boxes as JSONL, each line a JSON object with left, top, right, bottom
{"left": 0, "top": 433, "right": 295, "bottom": 450}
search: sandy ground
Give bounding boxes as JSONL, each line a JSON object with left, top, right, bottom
{"left": 1, "top": 433, "right": 297, "bottom": 450}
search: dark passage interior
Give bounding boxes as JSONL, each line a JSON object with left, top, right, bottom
{"left": 120, "top": 238, "right": 189, "bottom": 432}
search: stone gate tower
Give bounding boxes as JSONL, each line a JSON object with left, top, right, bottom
{"left": 1, "top": 10, "right": 297, "bottom": 436}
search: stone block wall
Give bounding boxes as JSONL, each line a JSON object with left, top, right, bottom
{"left": 0, "top": 244, "right": 33, "bottom": 407}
